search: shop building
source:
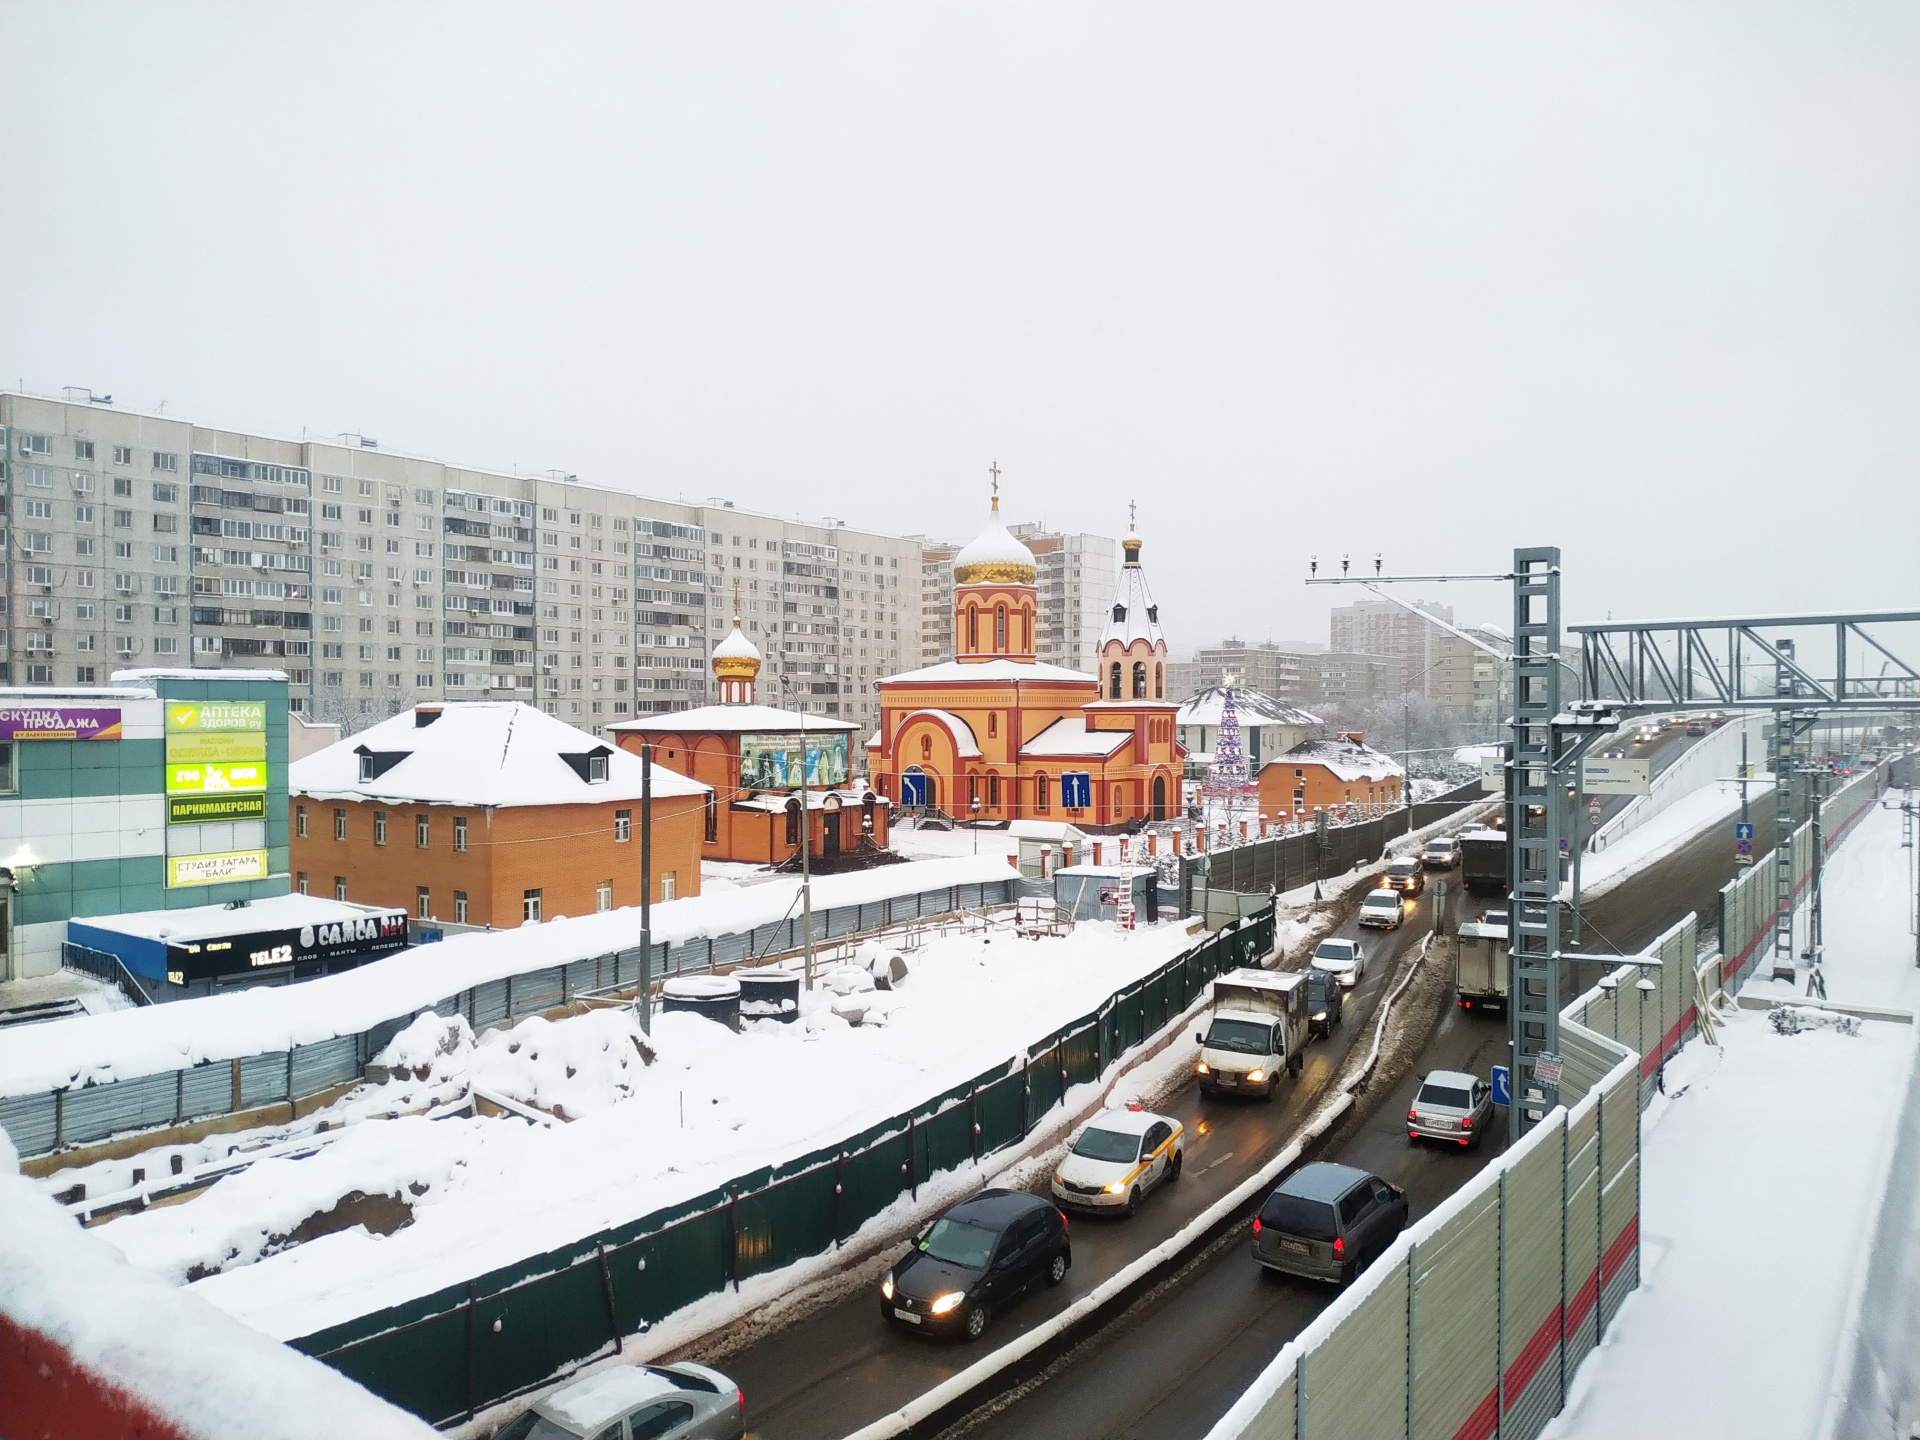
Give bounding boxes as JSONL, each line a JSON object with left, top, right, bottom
{"left": 1256, "top": 732, "right": 1404, "bottom": 818}
{"left": 1, "top": 668, "right": 292, "bottom": 980}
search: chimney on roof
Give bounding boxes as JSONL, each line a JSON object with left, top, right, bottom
{"left": 1340, "top": 731, "right": 1364, "bottom": 745}
{"left": 416, "top": 706, "right": 444, "bottom": 728}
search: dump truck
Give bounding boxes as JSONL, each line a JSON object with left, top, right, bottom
{"left": 1195, "top": 968, "right": 1310, "bottom": 1102}
{"left": 1459, "top": 826, "right": 1509, "bottom": 897}
{"left": 1454, "top": 917, "right": 1509, "bottom": 1014}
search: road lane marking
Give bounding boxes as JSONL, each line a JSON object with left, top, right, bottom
{"left": 1200, "top": 1151, "right": 1236, "bottom": 1172}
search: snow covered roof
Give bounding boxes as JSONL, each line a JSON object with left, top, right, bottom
{"left": 1177, "top": 685, "right": 1321, "bottom": 730}
{"left": 112, "top": 667, "right": 289, "bottom": 684}
{"left": 952, "top": 504, "right": 1038, "bottom": 584}
{"left": 611, "top": 704, "right": 856, "bottom": 735}
{"left": 890, "top": 708, "right": 981, "bottom": 757}
{"left": 1099, "top": 534, "right": 1166, "bottom": 651}
{"left": 72, "top": 894, "right": 404, "bottom": 945}
{"left": 290, "top": 702, "right": 708, "bottom": 807}
{"left": 1019, "top": 716, "right": 1131, "bottom": 759}
{"left": 1260, "top": 734, "right": 1404, "bottom": 782}
{"left": 878, "top": 658, "right": 1094, "bottom": 686}
{"left": 1008, "top": 820, "right": 1087, "bottom": 843}
{"left": 711, "top": 624, "right": 761, "bottom": 663}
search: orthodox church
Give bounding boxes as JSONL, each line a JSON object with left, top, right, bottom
{"left": 866, "top": 486, "right": 1186, "bottom": 829}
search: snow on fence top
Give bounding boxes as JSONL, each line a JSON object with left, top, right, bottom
{"left": 0, "top": 1132, "right": 437, "bottom": 1439}
{"left": 0, "top": 854, "right": 1017, "bottom": 1099}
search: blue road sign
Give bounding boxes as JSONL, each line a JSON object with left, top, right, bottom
{"left": 1491, "top": 1065, "right": 1511, "bottom": 1106}
{"left": 1062, "top": 772, "right": 1092, "bottom": 809}
{"left": 1736, "top": 822, "right": 1755, "bottom": 841}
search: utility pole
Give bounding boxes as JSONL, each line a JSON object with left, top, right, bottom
{"left": 782, "top": 676, "right": 817, "bottom": 991}
{"left": 638, "top": 743, "right": 652, "bottom": 1034}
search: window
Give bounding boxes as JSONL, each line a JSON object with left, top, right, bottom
{"left": 454, "top": 890, "right": 469, "bottom": 923}
{"left": 995, "top": 604, "right": 1007, "bottom": 651}
{"left": 660, "top": 871, "right": 676, "bottom": 901}
{"left": 152, "top": 481, "right": 178, "bottom": 504}
{"left": 1036, "top": 773, "right": 1050, "bottom": 811}
{"left": 418, "top": 886, "right": 432, "bottom": 919}
{"left": 297, "top": 871, "right": 309, "bottom": 895}
{"left": 0, "top": 743, "right": 12, "bottom": 795}
{"left": 588, "top": 752, "right": 608, "bottom": 783}
{"left": 374, "top": 811, "right": 388, "bottom": 845}
{"left": 704, "top": 792, "right": 718, "bottom": 844}
{"left": 1109, "top": 662, "right": 1123, "bottom": 700}
{"left": 1133, "top": 661, "right": 1148, "bottom": 700}
{"left": 596, "top": 879, "right": 613, "bottom": 912}
{"left": 627, "top": 1401, "right": 695, "bottom": 1440}
{"left": 416, "top": 814, "right": 430, "bottom": 848}
{"left": 523, "top": 888, "right": 543, "bottom": 923}
{"left": 335, "top": 876, "right": 348, "bottom": 901}
{"left": 614, "top": 808, "right": 631, "bottom": 842}
{"left": 111, "top": 444, "right": 132, "bottom": 464}
{"left": 454, "top": 815, "right": 468, "bottom": 851}
{"left": 152, "top": 451, "right": 177, "bottom": 471}
{"left": 296, "top": 805, "right": 308, "bottom": 838}
{"left": 111, "top": 475, "right": 133, "bottom": 497}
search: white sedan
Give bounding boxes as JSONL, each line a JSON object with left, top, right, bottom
{"left": 1051, "top": 1106, "right": 1184, "bottom": 1217}
{"left": 1358, "top": 888, "right": 1406, "bottom": 929}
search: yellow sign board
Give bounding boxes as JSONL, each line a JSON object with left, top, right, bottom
{"left": 166, "top": 759, "right": 268, "bottom": 795}
{"left": 168, "top": 849, "right": 270, "bottom": 888}
{"left": 165, "top": 731, "right": 268, "bottom": 766}
{"left": 165, "top": 701, "right": 266, "bottom": 734}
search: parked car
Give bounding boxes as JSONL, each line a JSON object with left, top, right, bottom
{"left": 1407, "top": 1068, "right": 1495, "bottom": 1149}
{"left": 1358, "top": 888, "right": 1405, "bottom": 929}
{"left": 881, "top": 1190, "right": 1070, "bottom": 1341}
{"left": 1419, "top": 837, "right": 1459, "bottom": 869}
{"left": 1306, "top": 968, "right": 1344, "bottom": 1039}
{"left": 1309, "top": 937, "right": 1366, "bottom": 989}
{"left": 1051, "top": 1106, "right": 1183, "bottom": 1216}
{"left": 1382, "top": 858, "right": 1426, "bottom": 895}
{"left": 1251, "top": 1161, "right": 1408, "bottom": 1285}
{"left": 493, "top": 1363, "right": 744, "bottom": 1440}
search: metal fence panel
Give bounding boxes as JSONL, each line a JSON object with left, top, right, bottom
{"left": 1301, "top": 1255, "right": 1406, "bottom": 1438}
{"left": 61, "top": 1072, "right": 175, "bottom": 1147}
{"left": 0, "top": 1093, "right": 57, "bottom": 1155}
{"left": 1411, "top": 1187, "right": 1501, "bottom": 1440}
{"left": 181, "top": 1061, "right": 232, "bottom": 1123}
{"left": 315, "top": 1303, "right": 470, "bottom": 1428}
{"left": 239, "top": 1051, "right": 288, "bottom": 1110}
{"left": 473, "top": 1258, "right": 615, "bottom": 1405}
{"left": 616, "top": 1205, "right": 734, "bottom": 1327}
{"left": 292, "top": 1036, "right": 361, "bottom": 1099}
{"left": 838, "top": 1128, "right": 912, "bottom": 1236}
{"left": 1503, "top": 1131, "right": 1568, "bottom": 1440}
{"left": 1244, "top": 1368, "right": 1298, "bottom": 1440}
{"left": 737, "top": 1163, "right": 837, "bottom": 1279}
{"left": 919, "top": 1096, "right": 975, "bottom": 1180}
{"left": 974, "top": 1067, "right": 1025, "bottom": 1153}
{"left": 1561, "top": 1106, "right": 1602, "bottom": 1377}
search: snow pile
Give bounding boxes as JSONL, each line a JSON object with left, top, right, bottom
{"left": 0, "top": 853, "right": 1017, "bottom": 1098}
{"left": 95, "top": 920, "right": 1199, "bottom": 1342}
{"left": 0, "top": 1131, "right": 437, "bottom": 1439}
{"left": 1766, "top": 1004, "right": 1862, "bottom": 1038}
{"left": 1544, "top": 800, "right": 1920, "bottom": 1440}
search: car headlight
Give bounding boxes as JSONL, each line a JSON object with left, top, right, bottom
{"left": 929, "top": 1291, "right": 965, "bottom": 1315}
{"left": 1245, "top": 1068, "right": 1265, "bottom": 1083}
{"left": 1312, "top": 1012, "right": 1326, "bottom": 1022}
{"left": 1104, "top": 1181, "right": 1127, "bottom": 1194}
{"left": 1196, "top": 1061, "right": 1210, "bottom": 1075}
{"left": 881, "top": 1275, "right": 894, "bottom": 1300}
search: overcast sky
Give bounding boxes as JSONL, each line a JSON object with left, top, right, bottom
{"left": 3, "top": 2, "right": 1915, "bottom": 649}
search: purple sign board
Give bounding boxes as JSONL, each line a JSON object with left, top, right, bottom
{"left": 0, "top": 705, "right": 124, "bottom": 742}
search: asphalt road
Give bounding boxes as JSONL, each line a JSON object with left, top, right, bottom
{"left": 724, "top": 877, "right": 1481, "bottom": 1440}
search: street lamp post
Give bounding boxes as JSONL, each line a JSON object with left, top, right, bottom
{"left": 971, "top": 794, "right": 982, "bottom": 854}
{"left": 638, "top": 742, "right": 652, "bottom": 1033}
{"left": 780, "top": 676, "right": 817, "bottom": 992}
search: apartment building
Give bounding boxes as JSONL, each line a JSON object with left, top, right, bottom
{"left": 1328, "top": 598, "right": 1457, "bottom": 698}
{"left": 2, "top": 391, "right": 922, "bottom": 749}
{"left": 1171, "top": 639, "right": 1325, "bottom": 704}
{"left": 699, "top": 504, "right": 915, "bottom": 741}
{"left": 1293, "top": 650, "right": 1408, "bottom": 708}
{"left": 914, "top": 523, "right": 1116, "bottom": 677}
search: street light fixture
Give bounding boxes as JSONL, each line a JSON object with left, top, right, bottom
{"left": 970, "top": 795, "right": 982, "bottom": 855}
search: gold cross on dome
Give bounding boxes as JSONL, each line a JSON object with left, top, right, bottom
{"left": 1129, "top": 498, "right": 1137, "bottom": 533}
{"left": 989, "top": 460, "right": 1001, "bottom": 509}
{"left": 732, "top": 579, "right": 742, "bottom": 622}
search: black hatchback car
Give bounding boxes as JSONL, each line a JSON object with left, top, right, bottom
{"left": 881, "top": 1189, "right": 1071, "bottom": 1341}
{"left": 1306, "top": 969, "right": 1344, "bottom": 1040}
{"left": 1251, "top": 1161, "right": 1407, "bottom": 1285}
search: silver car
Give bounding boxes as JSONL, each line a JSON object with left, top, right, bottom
{"left": 1407, "top": 1068, "right": 1494, "bottom": 1150}
{"left": 493, "top": 1363, "right": 744, "bottom": 1440}
{"left": 1358, "top": 889, "right": 1405, "bottom": 929}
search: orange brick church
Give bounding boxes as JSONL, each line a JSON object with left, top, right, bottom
{"left": 866, "top": 485, "right": 1186, "bottom": 829}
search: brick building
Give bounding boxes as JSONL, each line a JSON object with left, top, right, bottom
{"left": 611, "top": 608, "right": 886, "bottom": 866}
{"left": 1256, "top": 732, "right": 1403, "bottom": 819}
{"left": 289, "top": 701, "right": 708, "bottom": 930}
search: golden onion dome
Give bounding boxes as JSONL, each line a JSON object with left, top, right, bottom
{"left": 953, "top": 497, "right": 1037, "bottom": 586}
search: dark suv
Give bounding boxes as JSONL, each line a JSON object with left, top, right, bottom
{"left": 1251, "top": 1162, "right": 1407, "bottom": 1285}
{"left": 1383, "top": 859, "right": 1426, "bottom": 895}
{"left": 881, "top": 1189, "right": 1071, "bottom": 1341}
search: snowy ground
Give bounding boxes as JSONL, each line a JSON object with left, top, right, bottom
{"left": 889, "top": 819, "right": 1021, "bottom": 864}
{"left": 77, "top": 917, "right": 1200, "bottom": 1344}
{"left": 1563, "top": 776, "right": 1773, "bottom": 903}
{"left": 1543, "top": 798, "right": 1919, "bottom": 1440}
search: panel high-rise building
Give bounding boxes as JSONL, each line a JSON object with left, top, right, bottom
{"left": 1, "top": 390, "right": 919, "bottom": 746}
{"left": 914, "top": 523, "right": 1117, "bottom": 678}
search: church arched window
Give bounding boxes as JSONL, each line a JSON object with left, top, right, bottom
{"left": 995, "top": 604, "right": 1007, "bottom": 651}
{"left": 967, "top": 606, "right": 978, "bottom": 652}
{"left": 920, "top": 734, "right": 933, "bottom": 760}
{"left": 1133, "top": 662, "right": 1148, "bottom": 699}
{"left": 987, "top": 712, "right": 997, "bottom": 738}
{"left": 1109, "top": 662, "right": 1123, "bottom": 700}
{"left": 1155, "top": 663, "right": 1164, "bottom": 699}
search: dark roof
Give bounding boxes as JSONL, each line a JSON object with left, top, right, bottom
{"left": 1273, "top": 1161, "right": 1372, "bottom": 1203}
{"left": 949, "top": 1188, "right": 1049, "bottom": 1228}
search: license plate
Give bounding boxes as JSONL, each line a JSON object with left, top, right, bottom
{"left": 893, "top": 1308, "right": 921, "bottom": 1324}
{"left": 1279, "top": 1238, "right": 1309, "bottom": 1255}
